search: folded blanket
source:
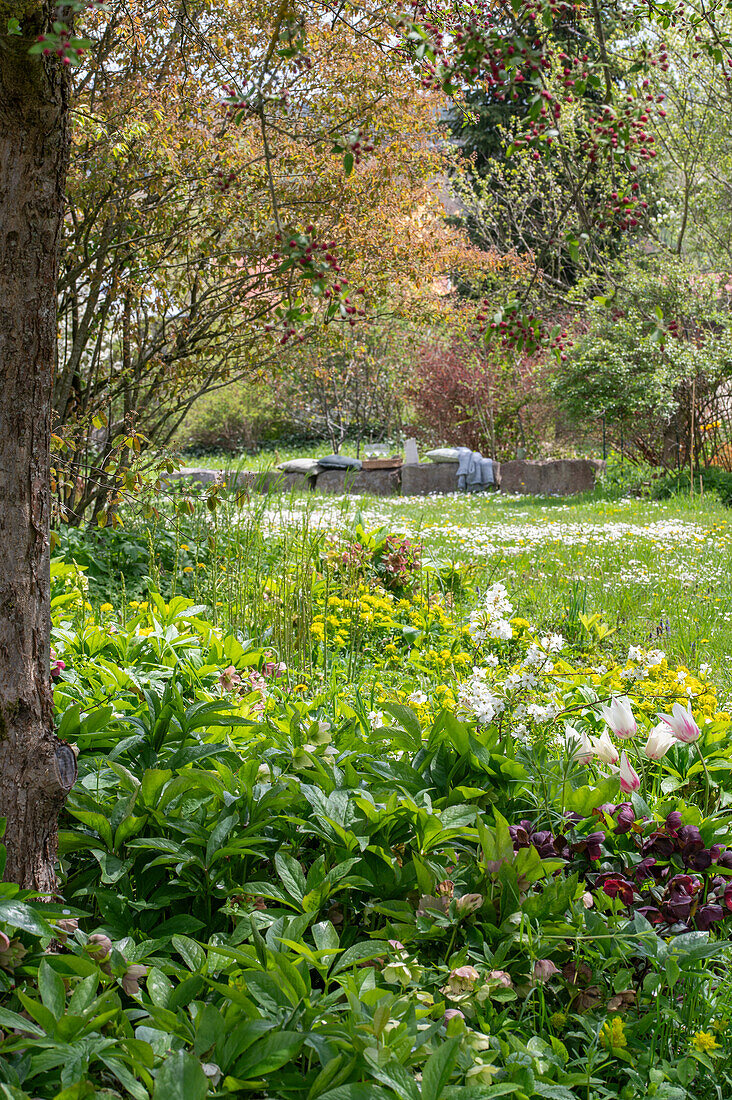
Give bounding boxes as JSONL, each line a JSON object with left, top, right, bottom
{"left": 456, "top": 448, "right": 494, "bottom": 492}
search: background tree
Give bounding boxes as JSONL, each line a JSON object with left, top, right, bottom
{"left": 55, "top": 0, "right": 463, "bottom": 524}
{"left": 0, "top": 2, "right": 77, "bottom": 891}
{"left": 407, "top": 327, "right": 553, "bottom": 457}
{"left": 554, "top": 257, "right": 732, "bottom": 466}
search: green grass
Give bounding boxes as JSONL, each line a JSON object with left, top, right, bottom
{"left": 66, "top": 478, "right": 732, "bottom": 694}
{"left": 217, "top": 488, "right": 732, "bottom": 693}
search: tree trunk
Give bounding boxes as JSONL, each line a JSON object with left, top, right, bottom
{"left": 0, "top": 11, "right": 77, "bottom": 890}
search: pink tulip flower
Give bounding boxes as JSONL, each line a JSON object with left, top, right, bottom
{"left": 618, "top": 751, "right": 640, "bottom": 794}
{"left": 600, "top": 696, "right": 637, "bottom": 739}
{"left": 658, "top": 701, "right": 701, "bottom": 743}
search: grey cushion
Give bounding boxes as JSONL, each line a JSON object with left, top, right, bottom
{"left": 277, "top": 458, "right": 321, "bottom": 474}
{"left": 317, "top": 454, "right": 363, "bottom": 470}
{"left": 425, "top": 448, "right": 460, "bottom": 463}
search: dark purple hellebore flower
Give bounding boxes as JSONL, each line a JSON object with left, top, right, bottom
{"left": 614, "top": 803, "right": 636, "bottom": 835}
{"left": 530, "top": 831, "right": 558, "bottom": 859}
{"left": 696, "top": 904, "right": 724, "bottom": 931}
{"left": 633, "top": 857, "right": 657, "bottom": 883}
{"left": 599, "top": 874, "right": 634, "bottom": 906}
{"left": 572, "top": 832, "right": 605, "bottom": 861}
{"left": 678, "top": 825, "right": 705, "bottom": 861}
{"left": 643, "top": 831, "right": 676, "bottom": 859}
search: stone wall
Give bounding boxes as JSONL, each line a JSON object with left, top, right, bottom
{"left": 401, "top": 462, "right": 459, "bottom": 496}
{"left": 499, "top": 458, "right": 599, "bottom": 495}
{"left": 172, "top": 458, "right": 600, "bottom": 497}
{"left": 314, "top": 468, "right": 401, "bottom": 496}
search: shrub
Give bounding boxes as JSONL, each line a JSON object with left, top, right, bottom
{"left": 653, "top": 466, "right": 732, "bottom": 506}
{"left": 177, "top": 380, "right": 304, "bottom": 453}
{"left": 408, "top": 338, "right": 554, "bottom": 458}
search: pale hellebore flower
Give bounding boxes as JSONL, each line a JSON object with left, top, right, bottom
{"left": 441, "top": 965, "right": 480, "bottom": 998}
{"left": 564, "top": 724, "right": 594, "bottom": 764}
{"left": 218, "top": 665, "right": 241, "bottom": 692}
{"left": 658, "top": 701, "right": 701, "bottom": 743}
{"left": 533, "top": 959, "right": 560, "bottom": 983}
{"left": 643, "top": 723, "right": 676, "bottom": 760}
{"left": 590, "top": 729, "right": 619, "bottom": 765}
{"left": 488, "top": 969, "right": 513, "bottom": 988}
{"left": 618, "top": 751, "right": 640, "bottom": 794}
{"left": 600, "top": 696, "right": 637, "bottom": 740}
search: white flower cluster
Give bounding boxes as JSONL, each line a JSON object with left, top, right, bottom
{"left": 526, "top": 701, "right": 560, "bottom": 724}
{"left": 624, "top": 646, "right": 666, "bottom": 681}
{"left": 468, "top": 582, "right": 514, "bottom": 645}
{"left": 457, "top": 667, "right": 506, "bottom": 725}
{"left": 521, "top": 634, "right": 563, "bottom": 674}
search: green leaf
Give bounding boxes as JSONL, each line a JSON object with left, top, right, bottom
{"left": 172, "top": 934, "right": 206, "bottom": 972}
{"left": 421, "top": 1037, "right": 459, "bottom": 1100}
{"left": 38, "top": 958, "right": 66, "bottom": 1019}
{"left": 331, "top": 940, "right": 390, "bottom": 974}
{"left": 146, "top": 967, "right": 173, "bottom": 1008}
{"left": 68, "top": 810, "right": 114, "bottom": 849}
{"left": 533, "top": 1085, "right": 578, "bottom": 1099}
{"left": 383, "top": 703, "right": 422, "bottom": 748}
{"left": 369, "top": 1059, "right": 419, "bottom": 1100}
{"left": 0, "top": 899, "right": 53, "bottom": 938}
{"left": 319, "top": 1088, "right": 392, "bottom": 1100}
{"left": 0, "top": 1005, "right": 44, "bottom": 1036}
{"left": 233, "top": 1030, "right": 303, "bottom": 1077}
{"left": 168, "top": 974, "right": 205, "bottom": 1011}
{"left": 343, "top": 152, "right": 354, "bottom": 176}
{"left": 275, "top": 851, "right": 306, "bottom": 902}
{"left": 312, "top": 920, "right": 340, "bottom": 952}
{"left": 153, "top": 1051, "right": 208, "bottom": 1100}
{"left": 205, "top": 813, "right": 236, "bottom": 867}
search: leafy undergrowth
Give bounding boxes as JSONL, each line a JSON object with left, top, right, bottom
{"left": 3, "top": 533, "right": 732, "bottom": 1099}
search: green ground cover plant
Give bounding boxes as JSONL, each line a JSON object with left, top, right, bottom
{"left": 4, "top": 488, "right": 732, "bottom": 1098}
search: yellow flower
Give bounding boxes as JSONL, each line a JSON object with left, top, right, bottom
{"left": 183, "top": 566, "right": 194, "bottom": 573}
{"left": 692, "top": 1031, "right": 719, "bottom": 1054}
{"left": 129, "top": 600, "right": 139, "bottom": 608}
{"left": 100, "top": 603, "right": 113, "bottom": 612}
{"left": 600, "top": 1016, "right": 627, "bottom": 1051}
{"left": 139, "top": 601, "right": 148, "bottom": 610}
{"left": 180, "top": 544, "right": 189, "bottom": 551}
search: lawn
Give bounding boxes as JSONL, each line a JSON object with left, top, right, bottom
{"left": 68, "top": 485, "right": 732, "bottom": 692}
{"left": 4, "top": 485, "right": 732, "bottom": 1099}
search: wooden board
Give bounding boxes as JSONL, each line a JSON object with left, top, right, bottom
{"left": 361, "top": 458, "right": 403, "bottom": 470}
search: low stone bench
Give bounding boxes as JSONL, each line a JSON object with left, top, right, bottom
{"left": 499, "top": 458, "right": 601, "bottom": 495}
{"left": 401, "top": 462, "right": 459, "bottom": 496}
{"left": 401, "top": 461, "right": 502, "bottom": 496}
{"left": 169, "top": 467, "right": 313, "bottom": 493}
{"left": 171, "top": 458, "right": 602, "bottom": 497}
{"left": 314, "top": 468, "right": 401, "bottom": 496}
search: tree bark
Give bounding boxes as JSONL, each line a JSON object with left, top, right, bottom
{"left": 0, "top": 8, "right": 76, "bottom": 890}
